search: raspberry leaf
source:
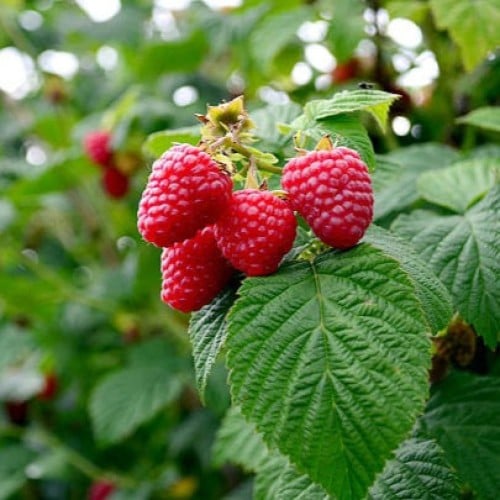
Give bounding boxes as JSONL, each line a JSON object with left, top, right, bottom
{"left": 226, "top": 244, "right": 431, "bottom": 499}
{"left": 456, "top": 106, "right": 500, "bottom": 133}
{"left": 305, "top": 90, "right": 401, "bottom": 133}
{"left": 417, "top": 372, "right": 500, "bottom": 499}
{"left": 367, "top": 438, "right": 459, "bottom": 500}
{"left": 429, "top": 0, "right": 500, "bottom": 71}
{"left": 364, "top": 225, "right": 453, "bottom": 333}
{"left": 143, "top": 127, "right": 200, "bottom": 158}
{"left": 417, "top": 158, "right": 500, "bottom": 214}
{"left": 392, "top": 186, "right": 500, "bottom": 348}
{"left": 189, "top": 287, "right": 237, "bottom": 403}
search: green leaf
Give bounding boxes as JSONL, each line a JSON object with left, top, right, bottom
{"left": 226, "top": 244, "right": 431, "bottom": 499}
{"left": 365, "top": 225, "right": 453, "bottom": 333}
{"left": 251, "top": 102, "right": 302, "bottom": 148}
{"left": 189, "top": 287, "right": 237, "bottom": 403}
{"left": 457, "top": 106, "right": 500, "bottom": 133}
{"left": 0, "top": 445, "right": 34, "bottom": 500}
{"left": 385, "top": 1, "right": 430, "bottom": 23}
{"left": 374, "top": 144, "right": 460, "bottom": 219}
{"left": 325, "top": 0, "right": 365, "bottom": 63}
{"left": 417, "top": 158, "right": 500, "bottom": 213}
{"left": 368, "top": 438, "right": 459, "bottom": 500}
{"left": 213, "top": 406, "right": 270, "bottom": 472}
{"left": 305, "top": 90, "right": 401, "bottom": 133}
{"left": 137, "top": 31, "right": 208, "bottom": 78}
{"left": 249, "top": 7, "right": 310, "bottom": 71}
{"left": 291, "top": 113, "right": 376, "bottom": 171}
{"left": 392, "top": 186, "right": 500, "bottom": 348}
{"left": 90, "top": 365, "right": 183, "bottom": 445}
{"left": 0, "top": 325, "right": 36, "bottom": 371}
{"left": 418, "top": 372, "right": 500, "bottom": 499}
{"left": 429, "top": 0, "right": 500, "bottom": 71}
{"left": 143, "top": 127, "right": 200, "bottom": 158}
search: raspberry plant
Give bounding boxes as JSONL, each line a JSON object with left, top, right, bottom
{"left": 1, "top": 0, "right": 499, "bottom": 498}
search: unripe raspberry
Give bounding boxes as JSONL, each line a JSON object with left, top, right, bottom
{"left": 214, "top": 189, "right": 297, "bottom": 276}
{"left": 282, "top": 147, "right": 373, "bottom": 249}
{"left": 84, "top": 130, "right": 113, "bottom": 167}
{"left": 102, "top": 166, "right": 129, "bottom": 199}
{"left": 138, "top": 144, "right": 232, "bottom": 248}
{"left": 161, "top": 226, "right": 234, "bottom": 313}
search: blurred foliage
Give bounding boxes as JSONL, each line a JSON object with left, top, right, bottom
{"left": 0, "top": 0, "right": 499, "bottom": 498}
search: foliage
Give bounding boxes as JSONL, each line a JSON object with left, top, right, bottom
{"left": 1, "top": 0, "right": 499, "bottom": 498}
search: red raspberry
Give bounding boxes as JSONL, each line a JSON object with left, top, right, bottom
{"left": 88, "top": 480, "right": 115, "bottom": 500}
{"left": 38, "top": 373, "right": 58, "bottom": 401}
{"left": 161, "top": 226, "right": 234, "bottom": 313}
{"left": 138, "top": 144, "right": 232, "bottom": 248}
{"left": 214, "top": 189, "right": 297, "bottom": 276}
{"left": 84, "top": 130, "right": 113, "bottom": 167}
{"left": 282, "top": 147, "right": 373, "bottom": 249}
{"left": 102, "top": 166, "right": 129, "bottom": 199}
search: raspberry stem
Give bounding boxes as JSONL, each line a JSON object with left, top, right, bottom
{"left": 229, "top": 141, "right": 282, "bottom": 174}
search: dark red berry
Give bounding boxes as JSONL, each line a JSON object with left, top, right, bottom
{"left": 88, "top": 480, "right": 115, "bottom": 500}
{"left": 4, "top": 400, "right": 29, "bottom": 426}
{"left": 331, "top": 58, "right": 359, "bottom": 84}
{"left": 38, "top": 373, "right": 58, "bottom": 401}
{"left": 102, "top": 166, "right": 129, "bottom": 199}
{"left": 214, "top": 189, "right": 297, "bottom": 276}
{"left": 161, "top": 226, "right": 234, "bottom": 313}
{"left": 137, "top": 144, "right": 232, "bottom": 248}
{"left": 84, "top": 130, "right": 113, "bottom": 167}
{"left": 282, "top": 147, "right": 373, "bottom": 249}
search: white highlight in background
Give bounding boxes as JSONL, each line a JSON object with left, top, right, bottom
{"left": 38, "top": 50, "right": 79, "bottom": 79}
{"left": 387, "top": 18, "right": 422, "bottom": 49}
{"left": 305, "top": 44, "right": 336, "bottom": 73}
{"left": 0, "top": 47, "right": 39, "bottom": 99}
{"left": 75, "top": 0, "right": 121, "bottom": 23}
{"left": 96, "top": 46, "right": 119, "bottom": 71}
{"left": 392, "top": 116, "right": 411, "bottom": 136}
{"left": 291, "top": 62, "right": 313, "bottom": 86}
{"left": 173, "top": 85, "right": 199, "bottom": 107}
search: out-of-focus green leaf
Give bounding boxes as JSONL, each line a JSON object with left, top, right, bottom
{"left": 386, "top": 1, "right": 430, "bottom": 23}
{"left": 429, "top": 0, "right": 500, "bottom": 71}
{"left": 417, "top": 158, "right": 500, "bottom": 213}
{"left": 0, "top": 445, "right": 35, "bottom": 500}
{"left": 143, "top": 127, "right": 200, "bottom": 158}
{"left": 457, "top": 106, "right": 500, "bottom": 132}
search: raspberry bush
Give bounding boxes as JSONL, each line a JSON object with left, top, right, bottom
{"left": 1, "top": 1, "right": 499, "bottom": 498}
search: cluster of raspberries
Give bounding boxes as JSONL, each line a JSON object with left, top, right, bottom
{"left": 137, "top": 143, "right": 373, "bottom": 313}
{"left": 83, "top": 130, "right": 129, "bottom": 198}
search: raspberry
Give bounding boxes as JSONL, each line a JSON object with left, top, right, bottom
{"left": 38, "top": 373, "right": 58, "bottom": 401}
{"left": 214, "top": 189, "right": 297, "bottom": 276}
{"left": 102, "top": 166, "right": 129, "bottom": 199}
{"left": 138, "top": 144, "right": 232, "bottom": 248}
{"left": 282, "top": 147, "right": 373, "bottom": 249}
{"left": 84, "top": 130, "right": 113, "bottom": 167}
{"left": 88, "top": 480, "right": 115, "bottom": 500}
{"left": 161, "top": 226, "right": 234, "bottom": 313}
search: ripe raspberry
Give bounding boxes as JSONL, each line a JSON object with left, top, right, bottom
{"left": 38, "top": 373, "right": 58, "bottom": 401}
{"left": 214, "top": 189, "right": 297, "bottom": 276}
{"left": 102, "top": 166, "right": 129, "bottom": 199}
{"left": 138, "top": 144, "right": 232, "bottom": 248}
{"left": 84, "top": 130, "right": 113, "bottom": 167}
{"left": 88, "top": 480, "right": 115, "bottom": 500}
{"left": 161, "top": 226, "right": 234, "bottom": 313}
{"left": 282, "top": 147, "right": 373, "bottom": 249}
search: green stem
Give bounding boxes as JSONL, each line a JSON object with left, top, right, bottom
{"left": 229, "top": 141, "right": 282, "bottom": 174}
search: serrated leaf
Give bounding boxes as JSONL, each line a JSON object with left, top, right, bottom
{"left": 249, "top": 7, "right": 310, "bottom": 71}
{"left": 429, "top": 0, "right": 500, "bottom": 71}
{"left": 305, "top": 90, "right": 400, "bottom": 133}
{"left": 368, "top": 438, "right": 459, "bottom": 499}
{"left": 90, "top": 366, "right": 183, "bottom": 444}
{"left": 226, "top": 244, "right": 430, "bottom": 499}
{"left": 392, "top": 186, "right": 500, "bottom": 348}
{"left": 290, "top": 113, "right": 376, "bottom": 171}
{"left": 457, "top": 106, "right": 500, "bottom": 133}
{"left": 417, "top": 158, "right": 500, "bottom": 213}
{"left": 189, "top": 287, "right": 237, "bottom": 403}
{"left": 143, "top": 127, "right": 200, "bottom": 158}
{"left": 365, "top": 225, "right": 453, "bottom": 333}
{"left": 374, "top": 144, "right": 460, "bottom": 219}
{"left": 418, "top": 372, "right": 500, "bottom": 499}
